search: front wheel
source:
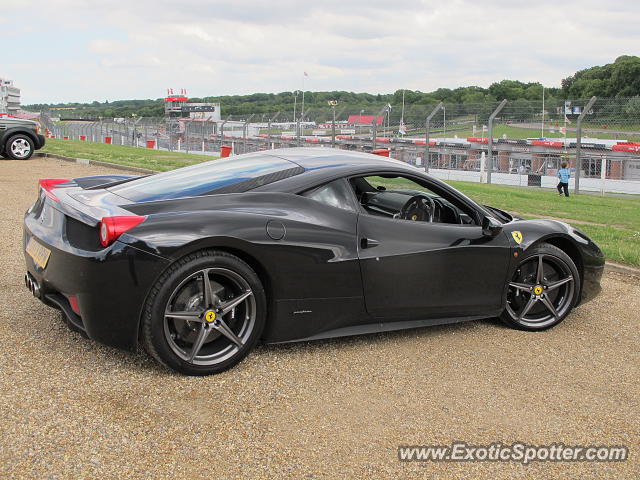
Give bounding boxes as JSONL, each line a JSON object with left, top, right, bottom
{"left": 501, "top": 243, "right": 580, "bottom": 331}
{"left": 5, "top": 134, "right": 35, "bottom": 160}
{"left": 141, "top": 250, "right": 266, "bottom": 375}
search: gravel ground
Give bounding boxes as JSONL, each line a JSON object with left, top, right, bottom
{"left": 1, "top": 157, "right": 638, "bottom": 479}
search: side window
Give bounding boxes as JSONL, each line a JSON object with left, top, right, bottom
{"left": 301, "top": 179, "right": 356, "bottom": 212}
{"left": 349, "top": 174, "right": 477, "bottom": 225}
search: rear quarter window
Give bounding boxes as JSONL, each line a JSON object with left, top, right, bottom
{"left": 108, "top": 154, "right": 303, "bottom": 202}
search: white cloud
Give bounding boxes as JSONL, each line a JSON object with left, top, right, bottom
{"left": 88, "top": 39, "right": 128, "bottom": 54}
{"left": 4, "top": 0, "right": 638, "bottom": 103}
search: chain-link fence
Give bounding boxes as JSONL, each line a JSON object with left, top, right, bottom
{"left": 43, "top": 96, "right": 640, "bottom": 194}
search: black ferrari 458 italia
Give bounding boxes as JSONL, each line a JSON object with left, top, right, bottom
{"left": 24, "top": 148, "right": 604, "bottom": 375}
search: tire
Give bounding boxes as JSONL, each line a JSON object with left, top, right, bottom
{"left": 5, "top": 134, "right": 35, "bottom": 160}
{"left": 500, "top": 243, "right": 580, "bottom": 331}
{"left": 141, "top": 250, "right": 266, "bottom": 375}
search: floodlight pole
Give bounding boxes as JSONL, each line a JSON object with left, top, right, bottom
{"left": 574, "top": 96, "right": 597, "bottom": 194}
{"left": 332, "top": 105, "right": 336, "bottom": 148}
{"left": 424, "top": 102, "right": 443, "bottom": 173}
{"left": 486, "top": 99, "right": 508, "bottom": 184}
{"left": 327, "top": 100, "right": 338, "bottom": 148}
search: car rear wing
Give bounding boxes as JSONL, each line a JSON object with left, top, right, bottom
{"left": 39, "top": 178, "right": 134, "bottom": 227}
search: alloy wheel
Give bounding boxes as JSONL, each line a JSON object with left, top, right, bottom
{"left": 163, "top": 267, "right": 256, "bottom": 365}
{"left": 505, "top": 253, "right": 575, "bottom": 328}
{"left": 10, "top": 138, "right": 32, "bottom": 159}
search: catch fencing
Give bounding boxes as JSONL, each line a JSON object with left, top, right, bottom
{"left": 44, "top": 96, "right": 640, "bottom": 194}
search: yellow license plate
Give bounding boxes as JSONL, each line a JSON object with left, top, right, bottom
{"left": 26, "top": 238, "right": 51, "bottom": 269}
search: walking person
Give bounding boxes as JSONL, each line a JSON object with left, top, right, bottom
{"left": 557, "top": 161, "right": 571, "bottom": 197}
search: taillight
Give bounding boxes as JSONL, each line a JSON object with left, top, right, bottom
{"left": 99, "top": 216, "right": 146, "bottom": 247}
{"left": 39, "top": 178, "right": 71, "bottom": 201}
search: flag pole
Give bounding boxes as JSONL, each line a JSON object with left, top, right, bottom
{"left": 399, "top": 89, "right": 405, "bottom": 136}
{"left": 541, "top": 86, "right": 545, "bottom": 138}
{"left": 301, "top": 73, "right": 305, "bottom": 122}
{"left": 401, "top": 90, "right": 405, "bottom": 130}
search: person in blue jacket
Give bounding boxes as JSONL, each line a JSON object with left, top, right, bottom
{"left": 557, "top": 161, "right": 571, "bottom": 197}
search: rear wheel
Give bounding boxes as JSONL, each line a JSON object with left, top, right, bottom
{"left": 142, "top": 250, "right": 266, "bottom": 375}
{"left": 5, "top": 134, "right": 35, "bottom": 160}
{"left": 501, "top": 243, "right": 580, "bottom": 330}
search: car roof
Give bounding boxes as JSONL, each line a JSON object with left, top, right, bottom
{"left": 247, "top": 147, "right": 427, "bottom": 194}
{"left": 259, "top": 147, "right": 412, "bottom": 171}
{"left": 106, "top": 147, "right": 427, "bottom": 203}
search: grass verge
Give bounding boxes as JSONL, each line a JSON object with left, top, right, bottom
{"left": 366, "top": 177, "right": 640, "bottom": 267}
{"left": 449, "top": 181, "right": 640, "bottom": 266}
{"left": 41, "top": 138, "right": 215, "bottom": 171}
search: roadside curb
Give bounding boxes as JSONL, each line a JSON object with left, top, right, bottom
{"left": 604, "top": 261, "right": 640, "bottom": 278}
{"left": 35, "top": 152, "right": 157, "bottom": 174}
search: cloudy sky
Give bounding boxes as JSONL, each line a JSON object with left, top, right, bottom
{"left": 2, "top": 0, "right": 637, "bottom": 104}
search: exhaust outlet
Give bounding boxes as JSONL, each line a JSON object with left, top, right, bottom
{"left": 24, "top": 273, "right": 41, "bottom": 298}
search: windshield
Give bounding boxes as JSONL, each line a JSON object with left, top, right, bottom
{"left": 108, "top": 153, "right": 303, "bottom": 202}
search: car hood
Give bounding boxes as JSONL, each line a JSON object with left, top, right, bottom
{"left": 1, "top": 117, "right": 37, "bottom": 127}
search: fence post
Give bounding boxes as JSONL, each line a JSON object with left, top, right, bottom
{"left": 219, "top": 119, "right": 228, "bottom": 153}
{"left": 487, "top": 99, "right": 508, "bottom": 184}
{"left": 269, "top": 111, "right": 279, "bottom": 150}
{"left": 600, "top": 156, "right": 607, "bottom": 196}
{"left": 575, "top": 96, "right": 597, "bottom": 194}
{"left": 371, "top": 120, "right": 377, "bottom": 151}
{"left": 424, "top": 102, "right": 444, "bottom": 173}
{"left": 267, "top": 118, "right": 271, "bottom": 149}
{"left": 243, "top": 122, "right": 248, "bottom": 154}
{"left": 243, "top": 114, "right": 255, "bottom": 154}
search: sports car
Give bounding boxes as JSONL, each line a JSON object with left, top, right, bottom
{"left": 23, "top": 148, "right": 604, "bottom": 375}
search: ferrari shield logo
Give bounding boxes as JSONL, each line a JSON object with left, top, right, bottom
{"left": 511, "top": 231, "right": 523, "bottom": 244}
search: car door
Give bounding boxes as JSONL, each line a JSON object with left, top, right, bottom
{"left": 353, "top": 174, "right": 511, "bottom": 320}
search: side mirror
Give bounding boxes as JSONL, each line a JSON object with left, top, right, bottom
{"left": 482, "top": 216, "right": 503, "bottom": 237}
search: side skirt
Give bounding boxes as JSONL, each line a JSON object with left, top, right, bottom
{"left": 265, "top": 314, "right": 494, "bottom": 344}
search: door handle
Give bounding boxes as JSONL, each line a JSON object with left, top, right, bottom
{"left": 360, "top": 237, "right": 380, "bottom": 249}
